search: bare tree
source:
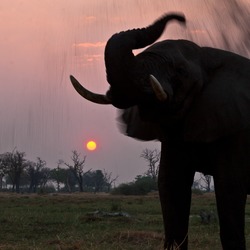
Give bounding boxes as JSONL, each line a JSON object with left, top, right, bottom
{"left": 64, "top": 150, "right": 90, "bottom": 192}
{"left": 27, "top": 157, "right": 47, "bottom": 193}
{"left": 103, "top": 169, "right": 118, "bottom": 192}
{"left": 51, "top": 160, "right": 64, "bottom": 191}
{"left": 199, "top": 173, "right": 213, "bottom": 192}
{"left": 39, "top": 167, "right": 51, "bottom": 190}
{"left": 141, "top": 149, "right": 160, "bottom": 182}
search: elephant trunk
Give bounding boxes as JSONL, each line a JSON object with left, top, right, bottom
{"left": 104, "top": 13, "right": 186, "bottom": 86}
{"left": 69, "top": 13, "right": 186, "bottom": 108}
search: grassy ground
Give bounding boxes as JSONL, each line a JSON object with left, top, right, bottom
{"left": 0, "top": 192, "right": 249, "bottom": 249}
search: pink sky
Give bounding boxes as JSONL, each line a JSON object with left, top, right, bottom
{"left": 0, "top": 0, "right": 249, "bottom": 183}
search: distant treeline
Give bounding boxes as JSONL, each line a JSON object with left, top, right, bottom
{"left": 0, "top": 148, "right": 213, "bottom": 195}
{"left": 0, "top": 149, "right": 117, "bottom": 193}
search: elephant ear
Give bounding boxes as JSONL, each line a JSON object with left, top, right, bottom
{"left": 184, "top": 58, "right": 250, "bottom": 142}
{"left": 117, "top": 106, "right": 162, "bottom": 141}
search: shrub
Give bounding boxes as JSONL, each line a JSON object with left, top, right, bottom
{"left": 111, "top": 176, "right": 157, "bottom": 195}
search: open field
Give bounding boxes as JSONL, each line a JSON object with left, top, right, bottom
{"left": 0, "top": 192, "right": 250, "bottom": 249}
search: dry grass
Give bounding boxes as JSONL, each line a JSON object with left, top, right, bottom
{"left": 0, "top": 192, "right": 249, "bottom": 249}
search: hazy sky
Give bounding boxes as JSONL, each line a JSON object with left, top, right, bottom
{"left": 0, "top": 0, "right": 249, "bottom": 183}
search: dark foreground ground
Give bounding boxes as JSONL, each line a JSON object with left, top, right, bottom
{"left": 0, "top": 192, "right": 249, "bottom": 249}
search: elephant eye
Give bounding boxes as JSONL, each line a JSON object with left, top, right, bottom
{"left": 171, "top": 78, "right": 182, "bottom": 91}
{"left": 176, "top": 66, "right": 188, "bottom": 77}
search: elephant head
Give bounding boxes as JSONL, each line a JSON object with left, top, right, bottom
{"left": 70, "top": 13, "right": 185, "bottom": 110}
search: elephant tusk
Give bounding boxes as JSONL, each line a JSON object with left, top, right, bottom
{"left": 70, "top": 75, "right": 112, "bottom": 105}
{"left": 149, "top": 74, "right": 168, "bottom": 101}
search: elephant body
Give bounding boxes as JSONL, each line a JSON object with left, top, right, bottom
{"left": 123, "top": 41, "right": 250, "bottom": 143}
{"left": 70, "top": 13, "right": 250, "bottom": 249}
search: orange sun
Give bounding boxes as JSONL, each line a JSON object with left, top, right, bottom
{"left": 86, "top": 140, "right": 97, "bottom": 151}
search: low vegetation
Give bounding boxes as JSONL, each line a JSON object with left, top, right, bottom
{"left": 112, "top": 175, "right": 157, "bottom": 195}
{"left": 0, "top": 192, "right": 250, "bottom": 249}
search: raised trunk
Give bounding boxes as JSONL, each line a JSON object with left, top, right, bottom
{"left": 105, "top": 13, "right": 185, "bottom": 87}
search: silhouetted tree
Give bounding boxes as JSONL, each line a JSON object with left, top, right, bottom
{"left": 103, "top": 169, "right": 118, "bottom": 192}
{"left": 0, "top": 154, "right": 8, "bottom": 190}
{"left": 64, "top": 150, "right": 91, "bottom": 192}
{"left": 39, "top": 167, "right": 51, "bottom": 191}
{"left": 199, "top": 173, "right": 213, "bottom": 192}
{"left": 83, "top": 170, "right": 103, "bottom": 192}
{"left": 4, "top": 150, "right": 27, "bottom": 193}
{"left": 64, "top": 169, "right": 78, "bottom": 192}
{"left": 141, "top": 149, "right": 160, "bottom": 182}
{"left": 50, "top": 160, "right": 65, "bottom": 191}
{"left": 27, "top": 157, "right": 46, "bottom": 193}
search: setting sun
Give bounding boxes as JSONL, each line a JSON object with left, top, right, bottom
{"left": 86, "top": 140, "right": 97, "bottom": 151}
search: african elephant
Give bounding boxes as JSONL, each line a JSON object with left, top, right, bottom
{"left": 70, "top": 13, "right": 250, "bottom": 250}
